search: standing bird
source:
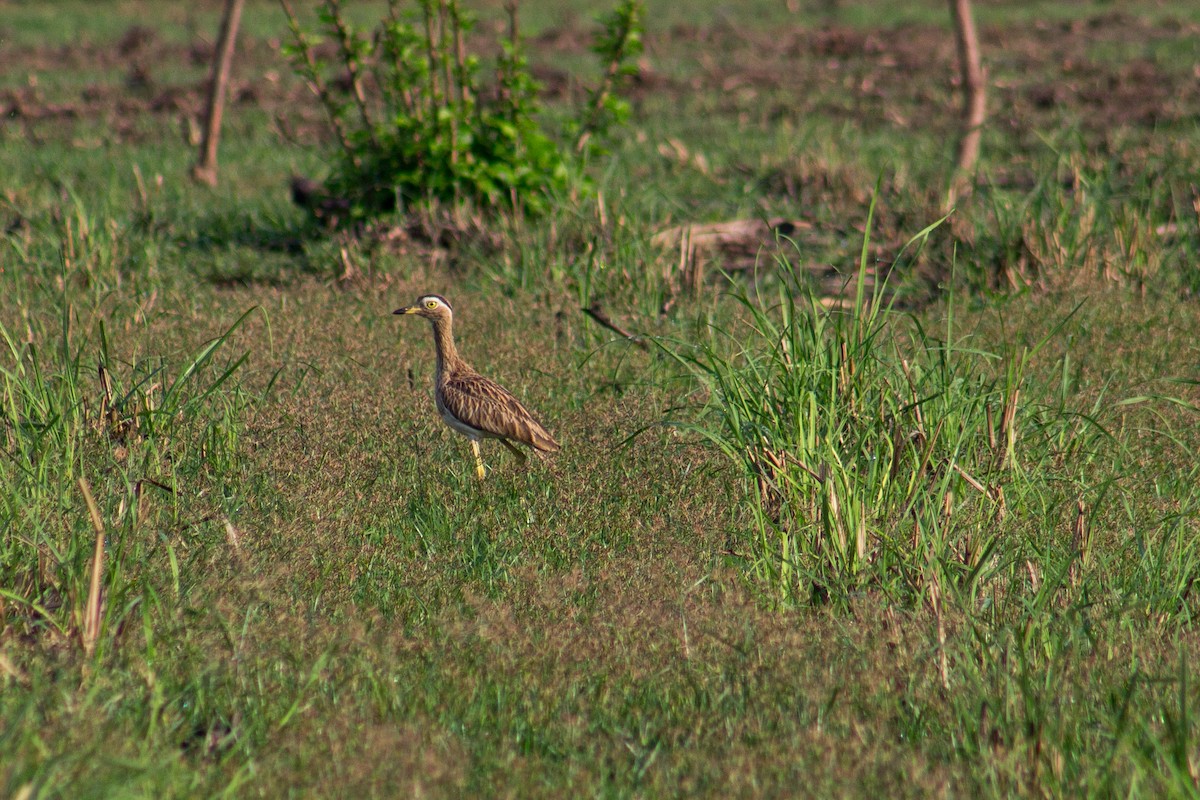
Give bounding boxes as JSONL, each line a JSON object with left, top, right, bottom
{"left": 394, "top": 294, "right": 560, "bottom": 479}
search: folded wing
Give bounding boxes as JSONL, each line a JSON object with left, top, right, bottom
{"left": 442, "top": 371, "right": 561, "bottom": 452}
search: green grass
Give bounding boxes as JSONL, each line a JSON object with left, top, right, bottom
{"left": 4, "top": 1, "right": 1200, "bottom": 797}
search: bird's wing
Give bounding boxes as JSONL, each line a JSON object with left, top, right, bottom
{"left": 442, "top": 372, "right": 560, "bottom": 452}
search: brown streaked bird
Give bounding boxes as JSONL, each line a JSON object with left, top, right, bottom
{"left": 394, "top": 294, "right": 560, "bottom": 479}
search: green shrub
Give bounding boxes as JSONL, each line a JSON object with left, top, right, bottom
{"left": 281, "top": 0, "right": 643, "bottom": 222}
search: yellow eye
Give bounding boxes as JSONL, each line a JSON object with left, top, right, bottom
{"left": 425, "top": 300, "right": 438, "bottom": 309}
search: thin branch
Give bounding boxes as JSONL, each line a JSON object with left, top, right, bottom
{"left": 384, "top": 0, "right": 418, "bottom": 117}
{"left": 279, "top": 0, "right": 359, "bottom": 165}
{"left": 502, "top": 1, "right": 520, "bottom": 122}
{"left": 326, "top": 0, "right": 378, "bottom": 146}
{"left": 582, "top": 302, "right": 650, "bottom": 350}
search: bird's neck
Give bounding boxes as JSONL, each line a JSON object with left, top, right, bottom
{"left": 429, "top": 316, "right": 460, "bottom": 378}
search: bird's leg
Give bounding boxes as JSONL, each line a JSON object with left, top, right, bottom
{"left": 499, "top": 438, "right": 527, "bottom": 463}
{"left": 470, "top": 439, "right": 486, "bottom": 480}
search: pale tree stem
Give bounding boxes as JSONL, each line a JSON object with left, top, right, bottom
{"left": 948, "top": 0, "right": 986, "bottom": 205}
{"left": 191, "top": 0, "right": 245, "bottom": 186}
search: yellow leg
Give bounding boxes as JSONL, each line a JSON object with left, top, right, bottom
{"left": 470, "top": 439, "right": 486, "bottom": 480}
{"left": 500, "top": 438, "right": 527, "bottom": 463}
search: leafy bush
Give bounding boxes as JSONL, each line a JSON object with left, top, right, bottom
{"left": 281, "top": 0, "right": 643, "bottom": 222}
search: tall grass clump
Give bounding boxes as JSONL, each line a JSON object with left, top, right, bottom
{"left": 667, "top": 206, "right": 1124, "bottom": 608}
{"left": 0, "top": 309, "right": 258, "bottom": 657}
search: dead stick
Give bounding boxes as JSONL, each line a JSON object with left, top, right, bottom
{"left": 583, "top": 303, "right": 649, "bottom": 350}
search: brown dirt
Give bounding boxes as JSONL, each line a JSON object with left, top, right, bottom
{"left": 2, "top": 13, "right": 1196, "bottom": 145}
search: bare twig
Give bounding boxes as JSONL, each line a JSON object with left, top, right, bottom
{"left": 326, "top": 0, "right": 378, "bottom": 145}
{"left": 583, "top": 302, "right": 649, "bottom": 349}
{"left": 500, "top": 1, "right": 519, "bottom": 120}
{"left": 279, "top": 0, "right": 359, "bottom": 165}
{"left": 192, "top": 0, "right": 246, "bottom": 185}
{"left": 384, "top": 0, "right": 418, "bottom": 116}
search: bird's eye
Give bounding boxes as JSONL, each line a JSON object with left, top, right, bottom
{"left": 425, "top": 300, "right": 438, "bottom": 309}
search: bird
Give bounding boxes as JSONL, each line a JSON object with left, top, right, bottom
{"left": 394, "top": 294, "right": 560, "bottom": 479}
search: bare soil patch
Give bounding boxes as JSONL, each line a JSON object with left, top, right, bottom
{"left": 4, "top": 12, "right": 1196, "bottom": 145}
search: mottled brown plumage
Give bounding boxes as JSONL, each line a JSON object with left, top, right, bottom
{"left": 394, "top": 294, "right": 560, "bottom": 478}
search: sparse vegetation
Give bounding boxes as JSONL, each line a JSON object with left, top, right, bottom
{"left": 2, "top": 1, "right": 1200, "bottom": 798}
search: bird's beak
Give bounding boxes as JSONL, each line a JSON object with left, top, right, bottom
{"left": 394, "top": 306, "right": 418, "bottom": 315}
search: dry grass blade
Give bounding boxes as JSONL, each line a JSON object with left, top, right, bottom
{"left": 78, "top": 478, "right": 106, "bottom": 657}
{"left": 985, "top": 402, "right": 996, "bottom": 450}
{"left": 899, "top": 357, "right": 926, "bottom": 436}
{"left": 826, "top": 478, "right": 845, "bottom": 554}
{"left": 997, "top": 387, "right": 1020, "bottom": 470}
{"left": 1073, "top": 498, "right": 1088, "bottom": 564}
{"left": 1070, "top": 497, "right": 1088, "bottom": 587}
{"left": 951, "top": 463, "right": 986, "bottom": 494}
{"left": 224, "top": 517, "right": 245, "bottom": 563}
{"left": 928, "top": 568, "right": 949, "bottom": 690}
{"left": 1025, "top": 559, "right": 1041, "bottom": 594}
{"left": 990, "top": 485, "right": 1007, "bottom": 522}
{"left": 0, "top": 652, "right": 30, "bottom": 686}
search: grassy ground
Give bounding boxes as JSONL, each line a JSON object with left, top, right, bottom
{"left": 3, "top": 1, "right": 1200, "bottom": 797}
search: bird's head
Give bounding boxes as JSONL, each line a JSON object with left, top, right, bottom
{"left": 394, "top": 294, "right": 454, "bottom": 322}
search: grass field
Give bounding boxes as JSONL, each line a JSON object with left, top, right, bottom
{"left": 3, "top": 1, "right": 1200, "bottom": 796}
